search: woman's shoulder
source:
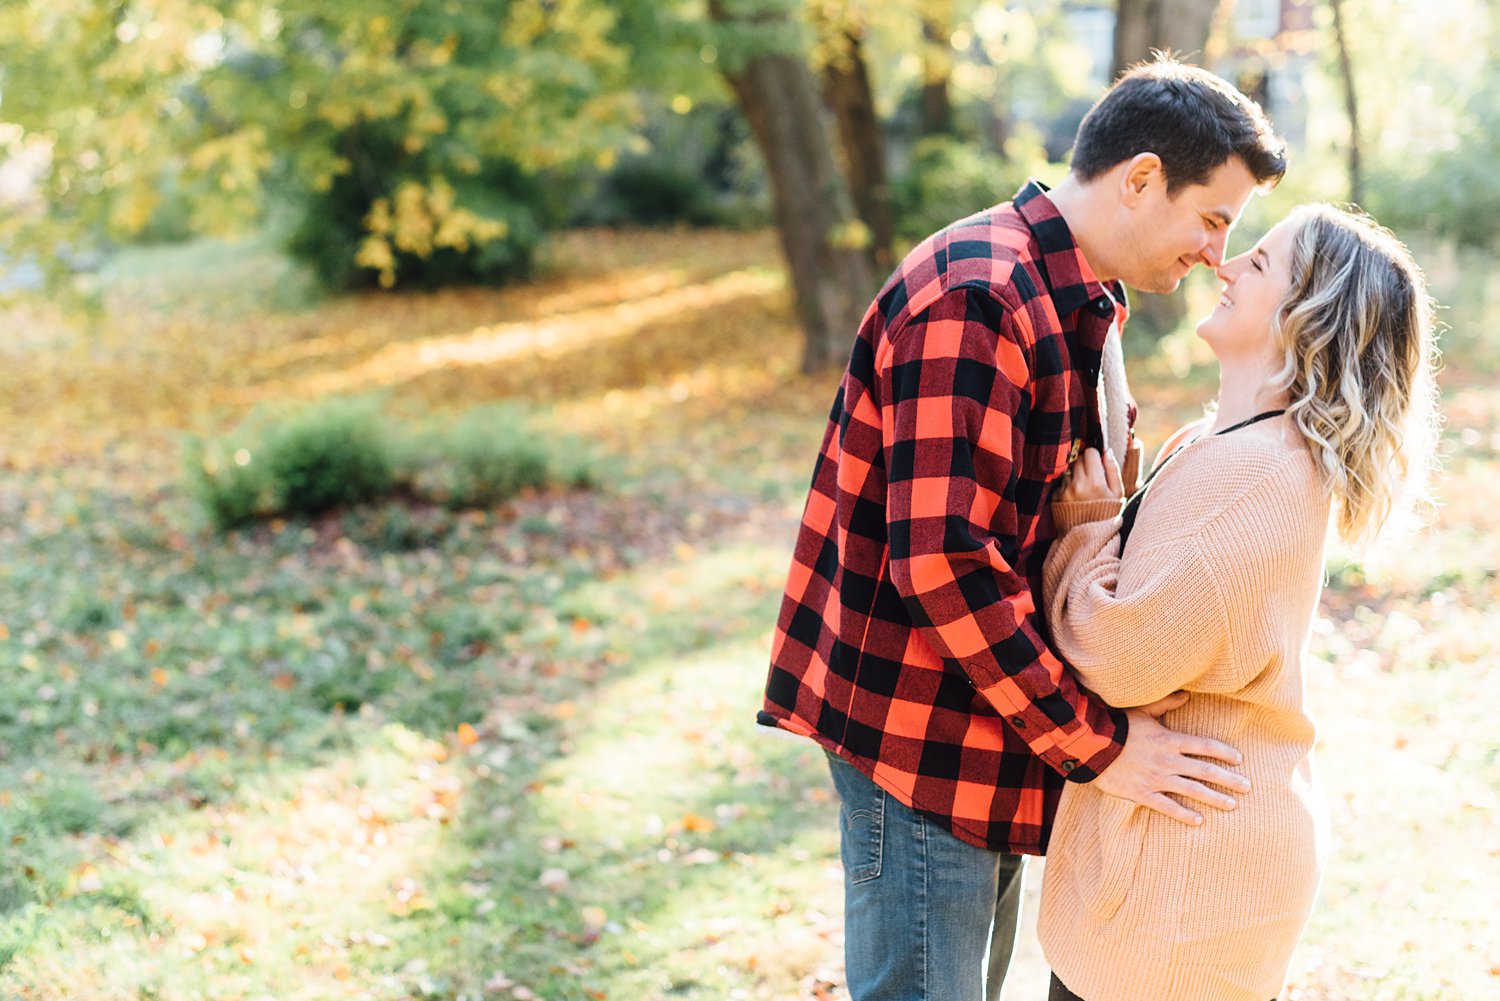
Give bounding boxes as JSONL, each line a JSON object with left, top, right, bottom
{"left": 1228, "top": 416, "right": 1323, "bottom": 487}
{"left": 1168, "top": 415, "right": 1313, "bottom": 480}
{"left": 1150, "top": 417, "right": 1213, "bottom": 471}
{"left": 1142, "top": 417, "right": 1324, "bottom": 538}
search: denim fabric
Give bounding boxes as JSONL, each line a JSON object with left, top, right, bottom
{"left": 827, "top": 753, "right": 1027, "bottom": 1000}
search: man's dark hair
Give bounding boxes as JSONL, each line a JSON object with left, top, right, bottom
{"left": 1070, "top": 57, "right": 1287, "bottom": 193}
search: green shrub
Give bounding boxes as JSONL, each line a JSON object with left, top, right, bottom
{"left": 260, "top": 397, "right": 395, "bottom": 515}
{"left": 285, "top": 151, "right": 547, "bottom": 291}
{"left": 186, "top": 434, "right": 276, "bottom": 531}
{"left": 189, "top": 400, "right": 596, "bottom": 530}
{"left": 188, "top": 397, "right": 393, "bottom": 529}
{"left": 422, "top": 406, "right": 556, "bottom": 509}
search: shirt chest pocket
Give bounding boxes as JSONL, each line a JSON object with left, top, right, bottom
{"left": 1021, "top": 398, "right": 1081, "bottom": 484}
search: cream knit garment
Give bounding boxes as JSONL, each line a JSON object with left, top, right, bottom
{"left": 1040, "top": 415, "right": 1333, "bottom": 1001}
{"left": 1098, "top": 320, "right": 1130, "bottom": 463}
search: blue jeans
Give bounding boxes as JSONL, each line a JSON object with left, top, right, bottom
{"left": 827, "top": 753, "right": 1027, "bottom": 1001}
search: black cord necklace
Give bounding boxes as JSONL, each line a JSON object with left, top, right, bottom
{"left": 1116, "top": 409, "right": 1286, "bottom": 554}
{"left": 1209, "top": 408, "right": 1287, "bottom": 437}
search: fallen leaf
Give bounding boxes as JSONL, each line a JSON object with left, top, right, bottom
{"left": 680, "top": 813, "right": 715, "bottom": 833}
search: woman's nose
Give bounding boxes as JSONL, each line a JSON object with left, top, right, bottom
{"left": 1215, "top": 254, "right": 1246, "bottom": 283}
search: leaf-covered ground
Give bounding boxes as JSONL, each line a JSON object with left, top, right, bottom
{"left": 0, "top": 229, "right": 1495, "bottom": 1001}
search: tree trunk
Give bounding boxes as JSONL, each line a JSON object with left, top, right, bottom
{"left": 920, "top": 1, "right": 955, "bottom": 136}
{"left": 1112, "top": 0, "right": 1220, "bottom": 79}
{"left": 1328, "top": 0, "right": 1363, "bottom": 205}
{"left": 818, "top": 19, "right": 895, "bottom": 272}
{"left": 1111, "top": 0, "right": 1222, "bottom": 337}
{"left": 710, "top": 3, "right": 878, "bottom": 372}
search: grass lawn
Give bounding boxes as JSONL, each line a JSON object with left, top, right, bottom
{"left": 0, "top": 227, "right": 1496, "bottom": 1000}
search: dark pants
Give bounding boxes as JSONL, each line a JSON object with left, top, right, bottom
{"left": 1049, "top": 972, "right": 1276, "bottom": 1001}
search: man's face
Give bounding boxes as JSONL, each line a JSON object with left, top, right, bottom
{"left": 1118, "top": 157, "right": 1260, "bottom": 294}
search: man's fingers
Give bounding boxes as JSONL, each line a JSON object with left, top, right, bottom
{"left": 1175, "top": 734, "right": 1243, "bottom": 766}
{"left": 1178, "top": 757, "right": 1253, "bottom": 794}
{"left": 1139, "top": 793, "right": 1203, "bottom": 827}
{"left": 1161, "top": 776, "right": 1238, "bottom": 811}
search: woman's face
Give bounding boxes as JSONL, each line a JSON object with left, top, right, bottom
{"left": 1196, "top": 216, "right": 1299, "bottom": 359}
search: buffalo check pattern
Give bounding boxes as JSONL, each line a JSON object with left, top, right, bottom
{"left": 759, "top": 181, "right": 1135, "bottom": 855}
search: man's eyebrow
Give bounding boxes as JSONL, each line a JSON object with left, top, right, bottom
{"left": 1208, "top": 208, "right": 1235, "bottom": 226}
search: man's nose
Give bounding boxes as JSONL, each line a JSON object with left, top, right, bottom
{"left": 1199, "top": 233, "right": 1227, "bottom": 269}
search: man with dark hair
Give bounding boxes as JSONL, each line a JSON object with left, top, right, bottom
{"left": 757, "top": 59, "right": 1286, "bottom": 999}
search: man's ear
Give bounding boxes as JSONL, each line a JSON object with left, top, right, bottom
{"left": 1119, "top": 153, "right": 1164, "bottom": 208}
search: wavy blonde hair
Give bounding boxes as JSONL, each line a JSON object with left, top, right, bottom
{"left": 1269, "top": 204, "right": 1441, "bottom": 549}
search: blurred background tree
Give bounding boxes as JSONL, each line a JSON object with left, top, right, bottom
{"left": 0, "top": 0, "right": 638, "bottom": 291}
{"left": 1, "top": 0, "right": 1496, "bottom": 361}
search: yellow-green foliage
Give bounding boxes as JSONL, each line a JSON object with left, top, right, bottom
{"left": 0, "top": 0, "right": 638, "bottom": 289}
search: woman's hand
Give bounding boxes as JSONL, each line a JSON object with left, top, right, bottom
{"left": 1055, "top": 447, "right": 1124, "bottom": 504}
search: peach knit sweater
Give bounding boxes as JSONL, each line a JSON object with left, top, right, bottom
{"left": 1039, "top": 415, "right": 1332, "bottom": 1001}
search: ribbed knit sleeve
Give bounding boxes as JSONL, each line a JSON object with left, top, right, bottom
{"left": 1042, "top": 437, "right": 1321, "bottom": 708}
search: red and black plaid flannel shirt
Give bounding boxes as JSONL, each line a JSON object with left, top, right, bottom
{"left": 759, "top": 181, "right": 1135, "bottom": 855}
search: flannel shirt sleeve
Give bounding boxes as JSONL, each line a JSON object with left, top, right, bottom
{"left": 880, "top": 286, "right": 1126, "bottom": 781}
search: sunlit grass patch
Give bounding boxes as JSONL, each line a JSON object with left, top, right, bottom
{"left": 1, "top": 720, "right": 482, "bottom": 999}
{"left": 456, "top": 541, "right": 846, "bottom": 1000}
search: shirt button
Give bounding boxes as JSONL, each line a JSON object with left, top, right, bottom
{"left": 1061, "top": 759, "right": 1079, "bottom": 773}
{"left": 1092, "top": 296, "right": 1112, "bottom": 316}
{"left": 1010, "top": 716, "right": 1026, "bottom": 729}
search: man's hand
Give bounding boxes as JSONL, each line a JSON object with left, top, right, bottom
{"left": 1092, "top": 692, "right": 1251, "bottom": 825}
{"left": 1055, "top": 447, "right": 1123, "bottom": 504}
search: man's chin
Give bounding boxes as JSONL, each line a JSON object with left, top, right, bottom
{"left": 1127, "top": 275, "right": 1183, "bottom": 296}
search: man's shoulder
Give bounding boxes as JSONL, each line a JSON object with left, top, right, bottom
{"left": 881, "top": 202, "right": 1042, "bottom": 320}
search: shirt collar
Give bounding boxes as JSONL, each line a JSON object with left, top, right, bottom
{"left": 1013, "top": 179, "right": 1130, "bottom": 326}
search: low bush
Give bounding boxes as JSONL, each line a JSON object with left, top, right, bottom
{"left": 186, "top": 397, "right": 393, "bottom": 530}
{"left": 285, "top": 156, "right": 547, "bottom": 292}
{"left": 423, "top": 405, "right": 555, "bottom": 509}
{"left": 259, "top": 397, "right": 396, "bottom": 515}
{"left": 188, "top": 399, "right": 594, "bottom": 532}
{"left": 186, "top": 435, "right": 277, "bottom": 531}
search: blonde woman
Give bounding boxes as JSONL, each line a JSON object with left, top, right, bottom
{"left": 1039, "top": 204, "right": 1439, "bottom": 1001}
